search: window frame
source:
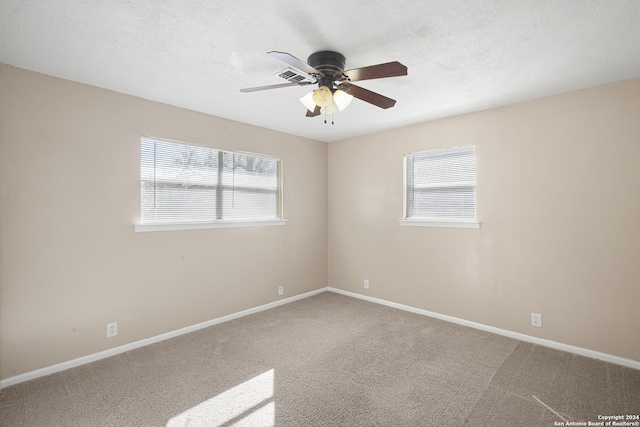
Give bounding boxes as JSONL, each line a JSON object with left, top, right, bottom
{"left": 135, "top": 136, "right": 286, "bottom": 233}
{"left": 400, "top": 145, "right": 480, "bottom": 229}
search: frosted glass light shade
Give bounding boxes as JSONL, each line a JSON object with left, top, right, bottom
{"left": 312, "top": 86, "right": 332, "bottom": 107}
{"left": 333, "top": 89, "right": 353, "bottom": 111}
{"left": 299, "top": 91, "right": 316, "bottom": 112}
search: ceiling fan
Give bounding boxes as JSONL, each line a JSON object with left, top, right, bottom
{"left": 240, "top": 51, "right": 408, "bottom": 121}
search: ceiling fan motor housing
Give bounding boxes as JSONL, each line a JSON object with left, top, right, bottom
{"left": 307, "top": 51, "right": 346, "bottom": 89}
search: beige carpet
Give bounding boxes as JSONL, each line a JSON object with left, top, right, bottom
{"left": 1, "top": 292, "right": 639, "bottom": 426}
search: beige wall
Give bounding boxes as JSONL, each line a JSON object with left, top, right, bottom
{"left": 0, "top": 65, "right": 328, "bottom": 380}
{"left": 328, "top": 77, "right": 640, "bottom": 363}
{"left": 2, "top": 64, "right": 639, "bottom": 382}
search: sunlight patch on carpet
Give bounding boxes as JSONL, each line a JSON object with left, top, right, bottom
{"left": 167, "top": 369, "right": 275, "bottom": 426}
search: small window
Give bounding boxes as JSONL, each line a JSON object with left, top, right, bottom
{"left": 137, "top": 137, "right": 283, "bottom": 231}
{"left": 402, "top": 146, "right": 478, "bottom": 228}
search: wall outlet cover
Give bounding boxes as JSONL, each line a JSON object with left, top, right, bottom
{"left": 107, "top": 322, "right": 118, "bottom": 337}
{"left": 531, "top": 313, "right": 542, "bottom": 328}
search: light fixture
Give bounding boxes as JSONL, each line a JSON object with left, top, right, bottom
{"left": 312, "top": 85, "right": 332, "bottom": 107}
{"left": 333, "top": 89, "right": 353, "bottom": 111}
{"left": 299, "top": 86, "right": 354, "bottom": 114}
{"left": 299, "top": 91, "right": 316, "bottom": 112}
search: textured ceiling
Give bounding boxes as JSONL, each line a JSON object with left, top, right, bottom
{"left": 1, "top": 1, "right": 640, "bottom": 142}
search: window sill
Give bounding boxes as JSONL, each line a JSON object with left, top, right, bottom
{"left": 135, "top": 219, "right": 287, "bottom": 233}
{"left": 398, "top": 219, "right": 480, "bottom": 229}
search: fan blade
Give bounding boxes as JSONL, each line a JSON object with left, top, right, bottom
{"left": 267, "top": 51, "right": 324, "bottom": 77}
{"left": 343, "top": 61, "right": 407, "bottom": 82}
{"left": 306, "top": 105, "right": 321, "bottom": 117}
{"left": 240, "top": 81, "right": 312, "bottom": 92}
{"left": 339, "top": 81, "right": 397, "bottom": 109}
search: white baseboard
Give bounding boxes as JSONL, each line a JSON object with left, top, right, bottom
{"left": 0, "top": 288, "right": 327, "bottom": 389}
{"left": 3, "top": 286, "right": 637, "bottom": 389}
{"left": 327, "top": 287, "right": 640, "bottom": 371}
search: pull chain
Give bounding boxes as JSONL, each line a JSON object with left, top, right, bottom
{"left": 323, "top": 108, "right": 335, "bottom": 125}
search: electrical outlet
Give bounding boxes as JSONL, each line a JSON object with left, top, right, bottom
{"left": 278, "top": 285, "right": 284, "bottom": 296}
{"left": 107, "top": 322, "right": 118, "bottom": 338}
{"left": 364, "top": 280, "right": 369, "bottom": 289}
{"left": 531, "top": 313, "right": 542, "bottom": 328}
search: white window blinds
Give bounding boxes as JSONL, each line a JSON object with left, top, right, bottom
{"left": 140, "top": 137, "right": 281, "bottom": 224}
{"left": 405, "top": 146, "right": 476, "bottom": 221}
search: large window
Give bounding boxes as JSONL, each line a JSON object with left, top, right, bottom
{"left": 402, "top": 145, "right": 479, "bottom": 228}
{"left": 136, "top": 137, "right": 283, "bottom": 231}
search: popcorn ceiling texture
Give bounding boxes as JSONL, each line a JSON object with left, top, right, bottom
{"left": 1, "top": 0, "right": 639, "bottom": 142}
